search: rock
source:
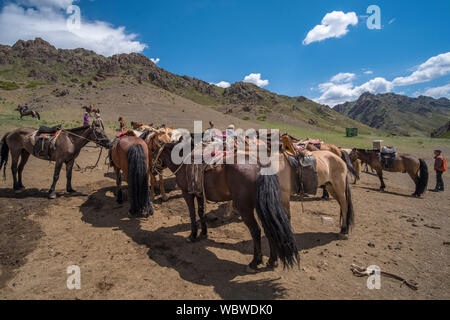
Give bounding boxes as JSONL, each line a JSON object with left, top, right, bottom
{"left": 368, "top": 242, "right": 375, "bottom": 248}
{"left": 321, "top": 216, "right": 334, "bottom": 225}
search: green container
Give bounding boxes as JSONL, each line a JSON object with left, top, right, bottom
{"left": 346, "top": 128, "right": 358, "bottom": 137}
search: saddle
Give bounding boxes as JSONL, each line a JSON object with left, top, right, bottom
{"left": 282, "top": 135, "right": 318, "bottom": 195}
{"left": 380, "top": 146, "right": 396, "bottom": 169}
{"left": 32, "top": 125, "right": 62, "bottom": 159}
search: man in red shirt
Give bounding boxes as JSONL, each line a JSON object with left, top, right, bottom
{"left": 432, "top": 150, "right": 447, "bottom": 192}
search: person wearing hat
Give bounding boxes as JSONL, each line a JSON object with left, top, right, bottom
{"left": 432, "top": 149, "right": 447, "bottom": 192}
{"left": 92, "top": 113, "right": 105, "bottom": 131}
{"left": 225, "top": 124, "right": 236, "bottom": 137}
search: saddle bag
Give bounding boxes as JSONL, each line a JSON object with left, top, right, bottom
{"left": 38, "top": 124, "right": 62, "bottom": 134}
{"left": 288, "top": 154, "right": 318, "bottom": 195}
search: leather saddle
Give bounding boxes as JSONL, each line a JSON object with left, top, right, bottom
{"left": 380, "top": 146, "right": 396, "bottom": 169}
{"left": 282, "top": 135, "right": 318, "bottom": 195}
{"left": 33, "top": 124, "right": 62, "bottom": 159}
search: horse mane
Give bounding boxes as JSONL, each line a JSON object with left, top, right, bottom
{"left": 67, "top": 125, "right": 91, "bottom": 133}
{"left": 139, "top": 129, "right": 154, "bottom": 140}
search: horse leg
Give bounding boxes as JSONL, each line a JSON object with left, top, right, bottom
{"left": 48, "top": 161, "right": 63, "bottom": 199}
{"left": 65, "top": 159, "right": 76, "bottom": 193}
{"left": 115, "top": 167, "right": 123, "bottom": 204}
{"left": 241, "top": 211, "right": 263, "bottom": 271}
{"left": 377, "top": 170, "right": 386, "bottom": 191}
{"left": 408, "top": 171, "right": 420, "bottom": 196}
{"left": 321, "top": 186, "right": 330, "bottom": 199}
{"left": 17, "top": 150, "right": 30, "bottom": 189}
{"left": 196, "top": 196, "right": 207, "bottom": 239}
{"left": 159, "top": 174, "right": 168, "bottom": 201}
{"left": 224, "top": 201, "right": 234, "bottom": 218}
{"left": 327, "top": 182, "right": 349, "bottom": 235}
{"left": 10, "top": 150, "right": 21, "bottom": 190}
{"left": 149, "top": 172, "right": 156, "bottom": 201}
{"left": 183, "top": 192, "right": 198, "bottom": 242}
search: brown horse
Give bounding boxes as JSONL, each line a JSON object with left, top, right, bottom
{"left": 82, "top": 106, "right": 101, "bottom": 115}
{"left": 286, "top": 136, "right": 358, "bottom": 199}
{"left": 152, "top": 135, "right": 299, "bottom": 271}
{"left": 17, "top": 105, "right": 40, "bottom": 120}
{"left": 110, "top": 132, "right": 153, "bottom": 217}
{"left": 350, "top": 149, "right": 428, "bottom": 197}
{"left": 282, "top": 135, "right": 355, "bottom": 235}
{"left": 0, "top": 126, "right": 110, "bottom": 198}
{"left": 140, "top": 129, "right": 172, "bottom": 202}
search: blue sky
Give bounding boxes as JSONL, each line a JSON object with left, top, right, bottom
{"left": 0, "top": 0, "right": 449, "bottom": 105}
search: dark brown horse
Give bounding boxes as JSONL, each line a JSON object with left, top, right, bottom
{"left": 350, "top": 149, "right": 428, "bottom": 197}
{"left": 0, "top": 126, "right": 110, "bottom": 198}
{"left": 17, "top": 105, "right": 40, "bottom": 120}
{"left": 110, "top": 132, "right": 153, "bottom": 217}
{"left": 152, "top": 135, "right": 299, "bottom": 272}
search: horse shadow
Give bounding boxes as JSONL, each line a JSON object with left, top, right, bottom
{"left": 79, "top": 186, "right": 337, "bottom": 299}
{"left": 0, "top": 187, "right": 88, "bottom": 199}
{"left": 356, "top": 186, "right": 415, "bottom": 198}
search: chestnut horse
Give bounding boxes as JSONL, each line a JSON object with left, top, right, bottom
{"left": 350, "top": 149, "right": 428, "bottom": 197}
{"left": 17, "top": 105, "right": 40, "bottom": 120}
{"left": 151, "top": 135, "right": 299, "bottom": 271}
{"left": 0, "top": 126, "right": 110, "bottom": 198}
{"left": 110, "top": 133, "right": 153, "bottom": 217}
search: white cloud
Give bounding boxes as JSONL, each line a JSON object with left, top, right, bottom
{"left": 364, "top": 70, "right": 373, "bottom": 75}
{"left": 420, "top": 83, "right": 450, "bottom": 99}
{"left": 388, "top": 18, "right": 396, "bottom": 24}
{"left": 243, "top": 73, "right": 269, "bottom": 87}
{"left": 303, "top": 11, "right": 358, "bottom": 45}
{"left": 330, "top": 72, "right": 355, "bottom": 83}
{"left": 314, "top": 77, "right": 392, "bottom": 106}
{"left": 0, "top": 1, "right": 147, "bottom": 56}
{"left": 314, "top": 52, "right": 450, "bottom": 106}
{"left": 392, "top": 52, "right": 450, "bottom": 86}
{"left": 150, "top": 58, "right": 160, "bottom": 64}
{"left": 213, "top": 81, "right": 231, "bottom": 88}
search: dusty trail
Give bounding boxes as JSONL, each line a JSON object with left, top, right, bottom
{"left": 0, "top": 145, "right": 449, "bottom": 300}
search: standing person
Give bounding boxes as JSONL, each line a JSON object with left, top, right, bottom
{"left": 432, "top": 149, "right": 447, "bottom": 192}
{"left": 83, "top": 112, "right": 90, "bottom": 127}
{"left": 92, "top": 113, "right": 105, "bottom": 131}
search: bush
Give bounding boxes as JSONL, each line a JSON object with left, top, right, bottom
{"left": 0, "top": 81, "right": 20, "bottom": 90}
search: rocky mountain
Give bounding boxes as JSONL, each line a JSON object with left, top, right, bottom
{"left": 0, "top": 38, "right": 372, "bottom": 134}
{"left": 431, "top": 121, "right": 450, "bottom": 138}
{"left": 334, "top": 92, "right": 450, "bottom": 137}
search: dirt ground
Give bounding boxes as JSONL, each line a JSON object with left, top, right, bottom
{"left": 0, "top": 142, "right": 448, "bottom": 300}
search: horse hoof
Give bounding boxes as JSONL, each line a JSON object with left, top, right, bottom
{"left": 245, "top": 265, "right": 259, "bottom": 274}
{"left": 48, "top": 192, "right": 57, "bottom": 199}
{"left": 67, "top": 189, "right": 77, "bottom": 194}
{"left": 186, "top": 234, "right": 198, "bottom": 243}
{"left": 267, "top": 261, "right": 278, "bottom": 269}
{"left": 338, "top": 233, "right": 348, "bottom": 240}
{"left": 161, "top": 195, "right": 169, "bottom": 202}
{"left": 199, "top": 233, "right": 208, "bottom": 240}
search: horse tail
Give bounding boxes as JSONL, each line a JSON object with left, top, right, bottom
{"left": 417, "top": 159, "right": 429, "bottom": 196}
{"left": 255, "top": 174, "right": 299, "bottom": 269}
{"left": 0, "top": 133, "right": 10, "bottom": 179}
{"left": 341, "top": 150, "right": 359, "bottom": 180}
{"left": 343, "top": 175, "right": 355, "bottom": 233}
{"left": 127, "top": 144, "right": 152, "bottom": 216}
{"left": 36, "top": 112, "right": 41, "bottom": 120}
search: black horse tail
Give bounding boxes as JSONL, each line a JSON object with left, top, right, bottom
{"left": 255, "top": 174, "right": 299, "bottom": 269}
{"left": 341, "top": 150, "right": 359, "bottom": 180}
{"left": 341, "top": 175, "right": 355, "bottom": 234}
{"left": 127, "top": 144, "right": 153, "bottom": 216}
{"left": 416, "top": 159, "right": 429, "bottom": 196}
{"left": 0, "top": 133, "right": 10, "bottom": 180}
{"left": 36, "top": 112, "right": 41, "bottom": 120}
